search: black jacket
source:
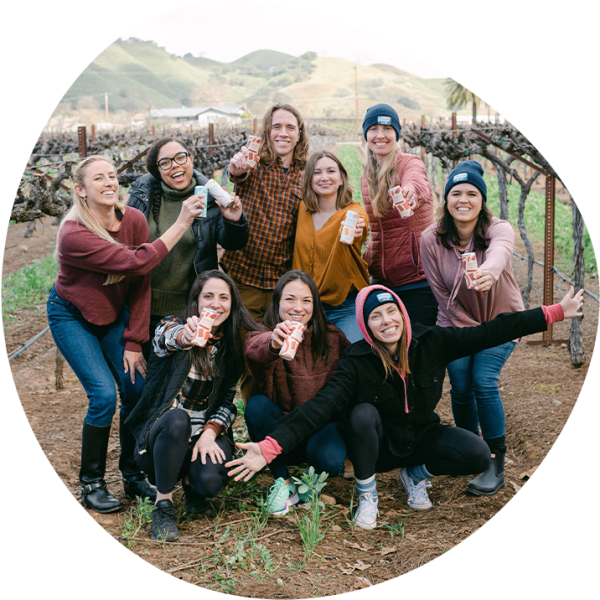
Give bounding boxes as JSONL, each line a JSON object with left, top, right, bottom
{"left": 126, "top": 170, "right": 249, "bottom": 276}
{"left": 124, "top": 335, "right": 240, "bottom": 454}
{"left": 269, "top": 306, "right": 548, "bottom": 458}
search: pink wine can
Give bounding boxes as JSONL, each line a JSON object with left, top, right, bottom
{"left": 279, "top": 322, "right": 305, "bottom": 361}
{"left": 190, "top": 308, "right": 218, "bottom": 347}
{"left": 461, "top": 252, "right": 478, "bottom": 289}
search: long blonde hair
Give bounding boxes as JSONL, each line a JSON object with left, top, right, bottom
{"left": 363, "top": 145, "right": 399, "bottom": 218}
{"left": 56, "top": 156, "right": 125, "bottom": 285}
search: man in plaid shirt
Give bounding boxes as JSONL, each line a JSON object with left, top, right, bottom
{"left": 221, "top": 103, "right": 309, "bottom": 321}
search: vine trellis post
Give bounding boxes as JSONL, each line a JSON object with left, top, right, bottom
{"left": 471, "top": 129, "right": 566, "bottom": 345}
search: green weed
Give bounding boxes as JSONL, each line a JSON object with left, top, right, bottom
{"left": 121, "top": 497, "right": 153, "bottom": 548}
{"left": 383, "top": 508, "right": 411, "bottom": 540}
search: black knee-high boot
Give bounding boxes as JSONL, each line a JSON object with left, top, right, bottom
{"left": 465, "top": 436, "right": 506, "bottom": 496}
{"left": 118, "top": 413, "right": 157, "bottom": 502}
{"left": 80, "top": 423, "right": 123, "bottom": 513}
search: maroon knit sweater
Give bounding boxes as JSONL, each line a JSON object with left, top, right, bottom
{"left": 54, "top": 207, "right": 169, "bottom": 352}
{"left": 244, "top": 325, "right": 350, "bottom": 414}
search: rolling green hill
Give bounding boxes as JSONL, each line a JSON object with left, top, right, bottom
{"left": 57, "top": 38, "right": 463, "bottom": 121}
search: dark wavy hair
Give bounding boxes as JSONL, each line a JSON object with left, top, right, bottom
{"left": 263, "top": 270, "right": 332, "bottom": 366}
{"left": 182, "top": 270, "right": 261, "bottom": 387}
{"left": 145, "top": 137, "right": 194, "bottom": 235}
{"left": 435, "top": 197, "right": 493, "bottom": 251}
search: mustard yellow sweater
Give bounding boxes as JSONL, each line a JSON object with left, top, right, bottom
{"left": 293, "top": 201, "right": 369, "bottom": 306}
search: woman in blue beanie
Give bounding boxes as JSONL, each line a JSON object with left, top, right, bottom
{"left": 420, "top": 160, "right": 525, "bottom": 495}
{"left": 360, "top": 103, "right": 438, "bottom": 326}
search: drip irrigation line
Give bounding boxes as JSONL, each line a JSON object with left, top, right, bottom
{"left": 8, "top": 326, "right": 50, "bottom": 362}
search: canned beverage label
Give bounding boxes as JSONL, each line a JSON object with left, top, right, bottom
{"left": 194, "top": 186, "right": 208, "bottom": 219}
{"left": 205, "top": 179, "right": 233, "bottom": 208}
{"left": 461, "top": 252, "right": 478, "bottom": 289}
{"left": 388, "top": 186, "right": 413, "bottom": 218}
{"left": 190, "top": 308, "right": 218, "bottom": 347}
{"left": 279, "top": 322, "right": 305, "bottom": 361}
{"left": 245, "top": 136, "right": 261, "bottom": 168}
{"left": 340, "top": 210, "right": 360, "bottom": 245}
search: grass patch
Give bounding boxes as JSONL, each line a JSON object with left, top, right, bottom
{"left": 335, "top": 144, "right": 364, "bottom": 206}
{"left": 2, "top": 253, "right": 58, "bottom": 323}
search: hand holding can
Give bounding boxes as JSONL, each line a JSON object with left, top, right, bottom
{"left": 205, "top": 179, "right": 233, "bottom": 208}
{"left": 245, "top": 135, "right": 261, "bottom": 168}
{"left": 461, "top": 252, "right": 478, "bottom": 290}
{"left": 340, "top": 210, "right": 360, "bottom": 245}
{"left": 194, "top": 186, "right": 208, "bottom": 219}
{"left": 279, "top": 322, "right": 305, "bottom": 361}
{"left": 190, "top": 308, "right": 218, "bottom": 347}
{"left": 388, "top": 186, "right": 414, "bottom": 219}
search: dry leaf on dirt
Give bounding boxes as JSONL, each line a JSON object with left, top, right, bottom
{"left": 354, "top": 561, "right": 371, "bottom": 571}
{"left": 321, "top": 494, "right": 336, "bottom": 505}
{"left": 510, "top": 481, "right": 521, "bottom": 493}
{"left": 353, "top": 577, "right": 373, "bottom": 589}
{"left": 380, "top": 547, "right": 398, "bottom": 556}
{"left": 343, "top": 539, "right": 368, "bottom": 551}
{"left": 331, "top": 524, "right": 342, "bottom": 532}
{"left": 519, "top": 467, "right": 537, "bottom": 480}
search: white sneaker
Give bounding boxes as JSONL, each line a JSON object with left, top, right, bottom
{"left": 353, "top": 492, "right": 379, "bottom": 530}
{"left": 398, "top": 468, "right": 433, "bottom": 510}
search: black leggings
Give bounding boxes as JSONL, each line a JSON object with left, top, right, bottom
{"left": 135, "top": 409, "right": 233, "bottom": 497}
{"left": 347, "top": 403, "right": 490, "bottom": 480}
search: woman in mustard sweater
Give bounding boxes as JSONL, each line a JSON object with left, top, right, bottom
{"left": 292, "top": 150, "right": 369, "bottom": 342}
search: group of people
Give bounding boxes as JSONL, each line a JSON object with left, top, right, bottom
{"left": 47, "top": 102, "right": 584, "bottom": 541}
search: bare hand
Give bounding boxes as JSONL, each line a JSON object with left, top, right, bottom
{"left": 473, "top": 268, "right": 492, "bottom": 292}
{"left": 225, "top": 442, "right": 267, "bottom": 481}
{"left": 123, "top": 350, "right": 146, "bottom": 384}
{"left": 228, "top": 147, "right": 252, "bottom": 176}
{"left": 176, "top": 195, "right": 204, "bottom": 227}
{"left": 217, "top": 191, "right": 243, "bottom": 222}
{"left": 402, "top": 188, "right": 418, "bottom": 210}
{"left": 270, "top": 320, "right": 293, "bottom": 351}
{"left": 192, "top": 430, "right": 226, "bottom": 465}
{"left": 559, "top": 286, "right": 584, "bottom": 319}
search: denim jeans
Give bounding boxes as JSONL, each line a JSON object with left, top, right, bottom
{"left": 446, "top": 341, "right": 516, "bottom": 440}
{"left": 244, "top": 394, "right": 346, "bottom": 481}
{"left": 46, "top": 285, "right": 145, "bottom": 427}
{"left": 322, "top": 290, "right": 363, "bottom": 343}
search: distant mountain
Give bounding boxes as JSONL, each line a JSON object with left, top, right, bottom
{"left": 56, "top": 38, "right": 458, "bottom": 121}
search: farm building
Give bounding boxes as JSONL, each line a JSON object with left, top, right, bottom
{"left": 149, "top": 104, "right": 252, "bottom": 126}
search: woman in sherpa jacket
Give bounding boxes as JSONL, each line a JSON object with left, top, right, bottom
{"left": 226, "top": 284, "right": 583, "bottom": 530}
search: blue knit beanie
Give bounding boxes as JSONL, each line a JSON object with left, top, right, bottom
{"left": 444, "top": 160, "right": 487, "bottom": 202}
{"left": 363, "top": 288, "right": 400, "bottom": 324}
{"left": 362, "top": 104, "right": 401, "bottom": 141}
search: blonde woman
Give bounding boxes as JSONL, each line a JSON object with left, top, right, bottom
{"left": 47, "top": 155, "right": 202, "bottom": 513}
{"left": 361, "top": 103, "right": 437, "bottom": 326}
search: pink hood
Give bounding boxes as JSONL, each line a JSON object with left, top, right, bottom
{"left": 355, "top": 285, "right": 412, "bottom": 412}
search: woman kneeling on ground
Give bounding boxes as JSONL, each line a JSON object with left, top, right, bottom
{"left": 125, "top": 270, "right": 260, "bottom": 541}
{"left": 227, "top": 285, "right": 583, "bottom": 529}
{"left": 243, "top": 270, "right": 351, "bottom": 517}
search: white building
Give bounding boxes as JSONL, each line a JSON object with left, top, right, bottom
{"left": 149, "top": 104, "right": 251, "bottom": 126}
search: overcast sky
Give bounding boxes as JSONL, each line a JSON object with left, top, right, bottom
{"left": 123, "top": 2, "right": 447, "bottom": 78}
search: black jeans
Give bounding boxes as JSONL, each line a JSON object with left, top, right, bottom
{"left": 135, "top": 409, "right": 233, "bottom": 497}
{"left": 347, "top": 403, "right": 490, "bottom": 480}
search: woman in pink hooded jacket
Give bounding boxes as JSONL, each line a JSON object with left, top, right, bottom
{"left": 360, "top": 103, "right": 437, "bottom": 326}
{"left": 226, "top": 284, "right": 583, "bottom": 529}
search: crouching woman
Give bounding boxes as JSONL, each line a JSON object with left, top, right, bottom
{"left": 125, "top": 270, "right": 260, "bottom": 541}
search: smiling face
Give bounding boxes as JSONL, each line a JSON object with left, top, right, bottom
{"left": 278, "top": 279, "right": 314, "bottom": 326}
{"left": 74, "top": 159, "right": 119, "bottom": 213}
{"left": 311, "top": 156, "right": 342, "bottom": 202}
{"left": 270, "top": 109, "right": 300, "bottom": 164}
{"left": 367, "top": 302, "right": 404, "bottom": 353}
{"left": 446, "top": 183, "right": 483, "bottom": 228}
{"left": 156, "top": 141, "right": 193, "bottom": 190}
{"left": 197, "top": 277, "right": 232, "bottom": 331}
{"left": 366, "top": 124, "right": 397, "bottom": 162}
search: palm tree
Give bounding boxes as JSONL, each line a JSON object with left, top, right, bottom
{"left": 444, "top": 79, "right": 481, "bottom": 124}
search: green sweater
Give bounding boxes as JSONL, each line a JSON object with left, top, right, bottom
{"left": 149, "top": 179, "right": 197, "bottom": 316}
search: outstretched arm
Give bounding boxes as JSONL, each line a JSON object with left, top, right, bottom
{"left": 226, "top": 442, "right": 267, "bottom": 482}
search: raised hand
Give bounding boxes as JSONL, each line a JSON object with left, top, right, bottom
{"left": 228, "top": 147, "right": 252, "bottom": 177}
{"left": 559, "top": 286, "right": 584, "bottom": 319}
{"left": 225, "top": 442, "right": 267, "bottom": 481}
{"left": 217, "top": 191, "right": 243, "bottom": 222}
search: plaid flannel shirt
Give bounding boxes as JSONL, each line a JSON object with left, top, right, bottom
{"left": 152, "top": 317, "right": 236, "bottom": 439}
{"left": 221, "top": 157, "right": 303, "bottom": 290}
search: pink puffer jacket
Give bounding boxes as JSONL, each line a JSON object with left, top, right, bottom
{"left": 361, "top": 152, "right": 434, "bottom": 287}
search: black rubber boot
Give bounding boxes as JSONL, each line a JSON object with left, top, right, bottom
{"left": 119, "top": 414, "right": 157, "bottom": 503}
{"left": 182, "top": 481, "right": 214, "bottom": 517}
{"left": 465, "top": 436, "right": 506, "bottom": 497}
{"left": 80, "top": 423, "right": 124, "bottom": 513}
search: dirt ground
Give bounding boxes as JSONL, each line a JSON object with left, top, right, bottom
{"left": 3, "top": 216, "right": 598, "bottom": 597}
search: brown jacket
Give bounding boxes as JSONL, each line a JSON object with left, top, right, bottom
{"left": 244, "top": 325, "right": 350, "bottom": 414}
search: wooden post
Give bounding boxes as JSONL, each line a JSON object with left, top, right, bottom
{"left": 91, "top": 124, "right": 96, "bottom": 142}
{"left": 152, "top": 124, "right": 156, "bottom": 136}
{"left": 543, "top": 175, "right": 556, "bottom": 342}
{"left": 208, "top": 123, "right": 214, "bottom": 158}
{"left": 55, "top": 349, "right": 64, "bottom": 390}
{"left": 77, "top": 126, "right": 87, "bottom": 158}
{"left": 451, "top": 112, "right": 457, "bottom": 168}
{"left": 253, "top": 117, "right": 258, "bottom": 134}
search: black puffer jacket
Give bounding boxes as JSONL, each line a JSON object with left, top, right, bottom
{"left": 269, "top": 285, "right": 548, "bottom": 458}
{"left": 126, "top": 170, "right": 249, "bottom": 276}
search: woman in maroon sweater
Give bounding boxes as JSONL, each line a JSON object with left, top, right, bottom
{"left": 47, "top": 155, "right": 202, "bottom": 513}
